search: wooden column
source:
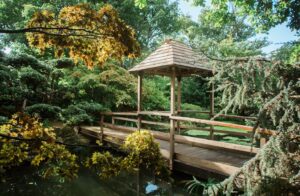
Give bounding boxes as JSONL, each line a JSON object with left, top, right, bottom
{"left": 260, "top": 137, "right": 266, "bottom": 147}
{"left": 210, "top": 82, "right": 215, "bottom": 117}
{"left": 137, "top": 73, "right": 143, "bottom": 132}
{"left": 177, "top": 76, "right": 181, "bottom": 134}
{"left": 112, "top": 117, "right": 115, "bottom": 127}
{"left": 169, "top": 68, "right": 176, "bottom": 170}
{"left": 209, "top": 81, "right": 215, "bottom": 140}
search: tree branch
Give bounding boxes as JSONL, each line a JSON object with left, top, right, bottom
{"left": 0, "top": 27, "right": 113, "bottom": 38}
{"left": 0, "top": 132, "right": 112, "bottom": 149}
{"left": 195, "top": 47, "right": 271, "bottom": 63}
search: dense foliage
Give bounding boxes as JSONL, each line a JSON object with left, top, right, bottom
{"left": 1, "top": 114, "right": 168, "bottom": 182}
{"left": 0, "top": 51, "right": 170, "bottom": 125}
{"left": 0, "top": 0, "right": 299, "bottom": 194}
{"left": 26, "top": 4, "right": 140, "bottom": 68}
{"left": 188, "top": 0, "right": 300, "bottom": 33}
{"left": 207, "top": 58, "right": 300, "bottom": 195}
{"left": 86, "top": 131, "right": 168, "bottom": 179}
{"left": 0, "top": 113, "right": 79, "bottom": 180}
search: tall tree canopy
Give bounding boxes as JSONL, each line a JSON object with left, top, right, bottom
{"left": 189, "top": 0, "right": 300, "bottom": 33}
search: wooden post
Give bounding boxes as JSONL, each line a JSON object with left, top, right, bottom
{"left": 137, "top": 73, "right": 143, "bottom": 132}
{"left": 100, "top": 115, "right": 104, "bottom": 142}
{"left": 209, "top": 81, "right": 215, "bottom": 140}
{"left": 177, "top": 76, "right": 181, "bottom": 134}
{"left": 169, "top": 68, "right": 176, "bottom": 170}
{"left": 210, "top": 82, "right": 215, "bottom": 117}
{"left": 137, "top": 74, "right": 143, "bottom": 196}
{"left": 112, "top": 117, "right": 115, "bottom": 127}
{"left": 260, "top": 137, "right": 266, "bottom": 147}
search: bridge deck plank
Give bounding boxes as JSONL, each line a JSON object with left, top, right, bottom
{"left": 80, "top": 126, "right": 254, "bottom": 176}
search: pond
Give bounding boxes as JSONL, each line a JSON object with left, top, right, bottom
{"left": 0, "top": 166, "right": 195, "bottom": 196}
{"left": 0, "top": 128, "right": 211, "bottom": 195}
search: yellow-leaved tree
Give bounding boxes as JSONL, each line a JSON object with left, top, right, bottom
{"left": 26, "top": 4, "right": 140, "bottom": 68}
{"left": 0, "top": 113, "right": 79, "bottom": 180}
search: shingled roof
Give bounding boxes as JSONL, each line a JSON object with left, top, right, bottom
{"left": 129, "top": 39, "right": 212, "bottom": 77}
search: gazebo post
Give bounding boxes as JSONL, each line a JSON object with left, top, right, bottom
{"left": 210, "top": 82, "right": 214, "bottom": 116}
{"left": 177, "top": 76, "right": 182, "bottom": 134}
{"left": 169, "top": 67, "right": 176, "bottom": 170}
{"left": 137, "top": 73, "right": 143, "bottom": 132}
{"left": 209, "top": 81, "right": 215, "bottom": 139}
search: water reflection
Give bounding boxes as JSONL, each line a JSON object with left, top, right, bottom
{"left": 0, "top": 166, "right": 193, "bottom": 196}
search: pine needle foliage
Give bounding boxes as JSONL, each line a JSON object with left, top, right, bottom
{"left": 208, "top": 57, "right": 300, "bottom": 195}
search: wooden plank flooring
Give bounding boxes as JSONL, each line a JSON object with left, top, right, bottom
{"left": 79, "top": 126, "right": 254, "bottom": 177}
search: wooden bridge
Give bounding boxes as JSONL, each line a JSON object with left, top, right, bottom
{"left": 79, "top": 111, "right": 274, "bottom": 179}
{"left": 79, "top": 40, "right": 275, "bottom": 178}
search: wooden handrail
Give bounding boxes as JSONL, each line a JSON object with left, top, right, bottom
{"left": 112, "top": 117, "right": 137, "bottom": 123}
{"left": 170, "top": 116, "right": 276, "bottom": 135}
{"left": 112, "top": 117, "right": 170, "bottom": 127}
{"left": 138, "top": 111, "right": 171, "bottom": 117}
{"left": 101, "top": 111, "right": 170, "bottom": 117}
{"left": 101, "top": 111, "right": 257, "bottom": 121}
{"left": 101, "top": 112, "right": 271, "bottom": 135}
{"left": 216, "top": 114, "right": 257, "bottom": 121}
{"left": 101, "top": 112, "right": 138, "bottom": 116}
{"left": 178, "top": 110, "right": 210, "bottom": 114}
{"left": 178, "top": 110, "right": 257, "bottom": 121}
{"left": 109, "top": 116, "right": 252, "bottom": 137}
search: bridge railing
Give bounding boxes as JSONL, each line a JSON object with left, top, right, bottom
{"left": 100, "top": 111, "right": 275, "bottom": 146}
{"left": 100, "top": 110, "right": 276, "bottom": 169}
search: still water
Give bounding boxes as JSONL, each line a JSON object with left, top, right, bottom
{"left": 0, "top": 165, "right": 196, "bottom": 196}
{"left": 0, "top": 133, "right": 200, "bottom": 196}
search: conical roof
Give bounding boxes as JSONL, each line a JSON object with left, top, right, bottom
{"left": 129, "top": 39, "right": 212, "bottom": 77}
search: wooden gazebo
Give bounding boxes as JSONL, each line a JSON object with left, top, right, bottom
{"left": 129, "top": 39, "right": 214, "bottom": 169}
{"left": 82, "top": 41, "right": 274, "bottom": 177}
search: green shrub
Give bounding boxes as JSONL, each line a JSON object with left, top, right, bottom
{"left": 52, "top": 58, "right": 75, "bottom": 69}
{"left": 0, "top": 116, "right": 8, "bottom": 125}
{"left": 143, "top": 78, "right": 169, "bottom": 111}
{"left": 75, "top": 102, "right": 104, "bottom": 115}
{"left": 5, "top": 53, "right": 51, "bottom": 73}
{"left": 61, "top": 105, "right": 93, "bottom": 126}
{"left": 180, "top": 103, "right": 209, "bottom": 119}
{"left": 25, "top": 104, "right": 61, "bottom": 119}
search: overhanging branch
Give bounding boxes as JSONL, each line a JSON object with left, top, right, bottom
{"left": 0, "top": 132, "right": 111, "bottom": 149}
{"left": 0, "top": 27, "right": 113, "bottom": 38}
